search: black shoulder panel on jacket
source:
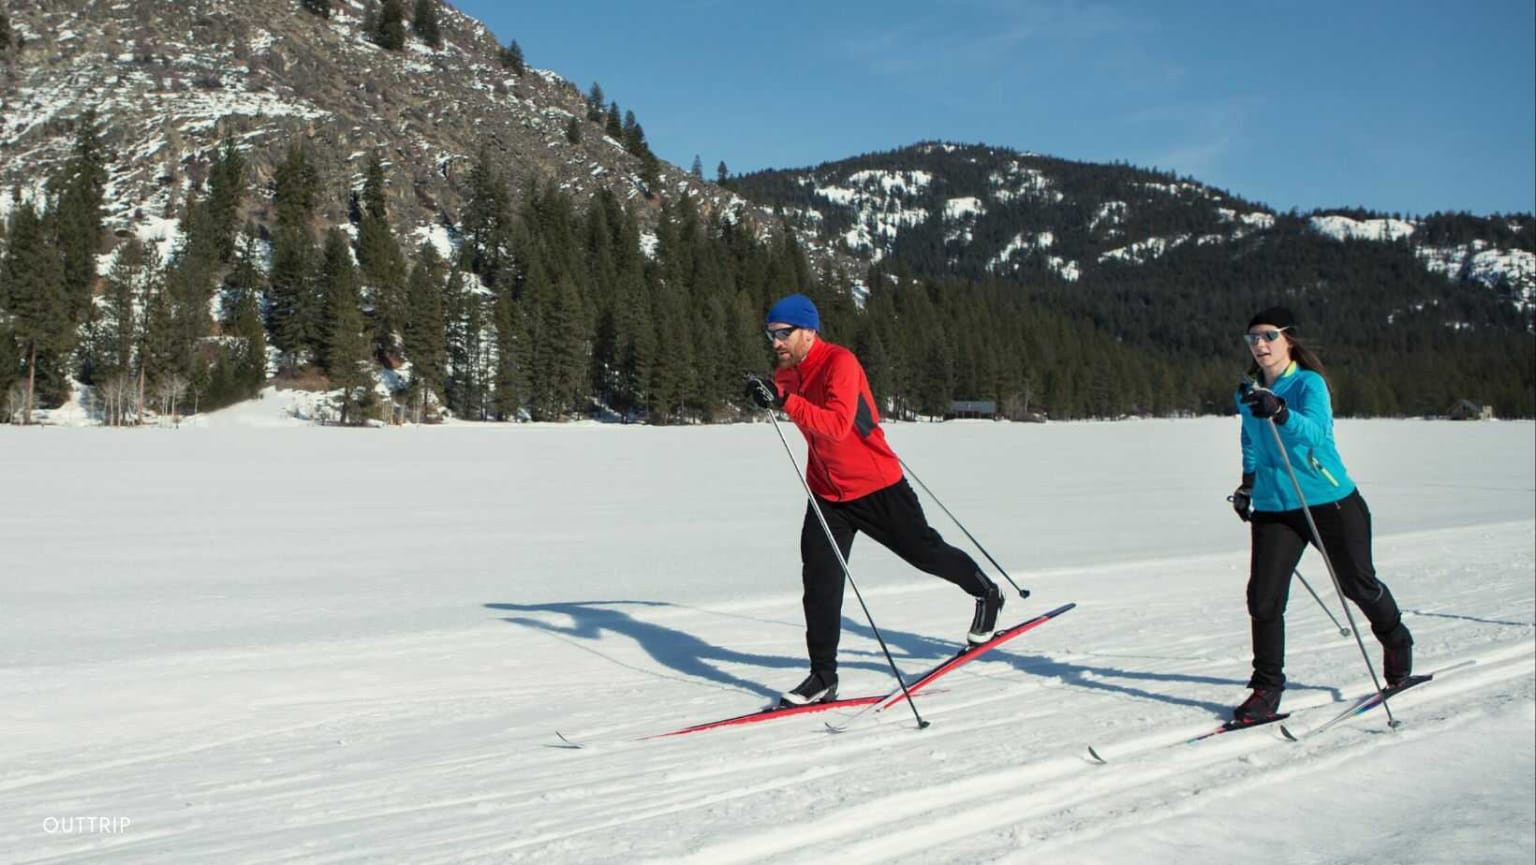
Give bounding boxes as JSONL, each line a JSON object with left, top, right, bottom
{"left": 855, "top": 394, "right": 878, "bottom": 438}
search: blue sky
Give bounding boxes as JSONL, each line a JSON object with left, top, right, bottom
{"left": 452, "top": 0, "right": 1535, "bottom": 217}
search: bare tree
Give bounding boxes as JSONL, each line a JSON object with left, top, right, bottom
{"left": 3, "top": 383, "right": 27, "bottom": 425}
{"left": 94, "top": 380, "right": 112, "bottom": 426}
{"left": 152, "top": 373, "right": 189, "bottom": 425}
{"left": 98, "top": 373, "right": 137, "bottom": 426}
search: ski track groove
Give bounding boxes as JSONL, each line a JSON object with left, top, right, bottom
{"left": 652, "top": 643, "right": 1535, "bottom": 864}
{"left": 4, "top": 506, "right": 1529, "bottom": 865}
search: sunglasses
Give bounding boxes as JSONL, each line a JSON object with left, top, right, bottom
{"left": 765, "top": 326, "right": 800, "bottom": 343}
{"left": 1243, "top": 328, "right": 1290, "bottom": 345}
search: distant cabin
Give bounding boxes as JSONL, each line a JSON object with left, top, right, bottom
{"left": 945, "top": 400, "right": 997, "bottom": 420}
{"left": 1447, "top": 399, "right": 1494, "bottom": 421}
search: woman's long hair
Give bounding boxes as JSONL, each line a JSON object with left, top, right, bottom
{"left": 1248, "top": 331, "right": 1327, "bottom": 380}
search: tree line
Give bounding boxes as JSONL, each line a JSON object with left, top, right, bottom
{"left": 0, "top": 113, "right": 823, "bottom": 425}
{"left": 4, "top": 117, "right": 1531, "bottom": 427}
{"left": 729, "top": 143, "right": 1536, "bottom": 419}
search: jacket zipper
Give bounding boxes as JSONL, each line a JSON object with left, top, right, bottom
{"left": 1309, "top": 453, "right": 1341, "bottom": 487}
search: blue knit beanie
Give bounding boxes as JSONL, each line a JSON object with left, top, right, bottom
{"left": 765, "top": 294, "right": 820, "bottom": 331}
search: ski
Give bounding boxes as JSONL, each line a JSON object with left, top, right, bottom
{"left": 1085, "top": 713, "right": 1290, "bottom": 764}
{"left": 1186, "top": 713, "right": 1291, "bottom": 744}
{"left": 825, "top": 602, "right": 1078, "bottom": 733}
{"left": 1280, "top": 674, "right": 1432, "bottom": 741}
{"left": 641, "top": 694, "right": 883, "bottom": 741}
{"left": 554, "top": 602, "right": 1074, "bottom": 746}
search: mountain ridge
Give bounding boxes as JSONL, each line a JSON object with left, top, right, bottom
{"left": 0, "top": 2, "right": 1531, "bottom": 422}
{"left": 728, "top": 140, "right": 1534, "bottom": 314}
{"left": 0, "top": 0, "right": 837, "bottom": 265}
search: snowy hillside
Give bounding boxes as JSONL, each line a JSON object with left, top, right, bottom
{"left": 741, "top": 143, "right": 1535, "bottom": 314}
{"left": 0, "top": 0, "right": 776, "bottom": 254}
{"left": 2, "top": 418, "right": 1531, "bottom": 863}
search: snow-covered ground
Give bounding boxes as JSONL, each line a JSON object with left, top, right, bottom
{"left": 1, "top": 416, "right": 1532, "bottom": 864}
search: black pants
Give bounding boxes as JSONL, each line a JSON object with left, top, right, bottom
{"left": 1247, "top": 489, "right": 1411, "bottom": 689}
{"left": 800, "top": 478, "right": 988, "bottom": 673}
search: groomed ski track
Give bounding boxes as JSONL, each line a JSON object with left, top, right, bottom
{"left": 2, "top": 420, "right": 1531, "bottom": 864}
{"left": 513, "top": 528, "right": 1533, "bottom": 865}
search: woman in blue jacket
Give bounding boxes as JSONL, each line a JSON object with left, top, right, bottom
{"left": 1229, "top": 306, "right": 1414, "bottom": 723}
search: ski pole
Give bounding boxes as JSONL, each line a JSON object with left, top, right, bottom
{"left": 1294, "top": 568, "right": 1350, "bottom": 637}
{"left": 761, "top": 406, "right": 930, "bottom": 730}
{"left": 1264, "top": 416, "right": 1397, "bottom": 726}
{"left": 897, "top": 457, "right": 1031, "bottom": 600}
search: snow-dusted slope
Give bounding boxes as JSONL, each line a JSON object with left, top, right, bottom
{"left": 0, "top": 0, "right": 768, "bottom": 253}
{"left": 1, "top": 419, "right": 1532, "bottom": 863}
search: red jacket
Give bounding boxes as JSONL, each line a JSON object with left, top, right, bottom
{"left": 775, "top": 338, "right": 903, "bottom": 501}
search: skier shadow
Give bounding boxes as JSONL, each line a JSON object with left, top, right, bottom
{"left": 838, "top": 617, "right": 1343, "bottom": 719}
{"left": 487, "top": 600, "right": 902, "bottom": 701}
{"left": 998, "top": 653, "right": 1342, "bottom": 718}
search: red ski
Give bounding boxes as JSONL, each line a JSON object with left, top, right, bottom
{"left": 643, "top": 695, "right": 883, "bottom": 740}
{"left": 552, "top": 602, "right": 1074, "bottom": 747}
{"left": 825, "top": 602, "right": 1077, "bottom": 732}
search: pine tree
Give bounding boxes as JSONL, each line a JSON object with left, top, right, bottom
{"left": 355, "top": 152, "right": 407, "bottom": 355}
{"left": 222, "top": 235, "right": 268, "bottom": 395}
{"left": 612, "top": 206, "right": 653, "bottom": 415}
{"left": 268, "top": 142, "right": 323, "bottom": 366}
{"left": 638, "top": 152, "right": 662, "bottom": 198}
{"left": 0, "top": 9, "right": 12, "bottom": 53}
{"left": 318, "top": 228, "right": 372, "bottom": 423}
{"left": 166, "top": 187, "right": 224, "bottom": 383}
{"left": 690, "top": 155, "right": 703, "bottom": 179}
{"left": 498, "top": 39, "right": 524, "bottom": 73}
{"left": 583, "top": 191, "right": 621, "bottom": 406}
{"left": 360, "top": 151, "right": 389, "bottom": 223}
{"left": 856, "top": 325, "right": 892, "bottom": 410}
{"left": 268, "top": 223, "right": 318, "bottom": 367}
{"left": 412, "top": 0, "right": 441, "bottom": 48}
{"left": 371, "top": 0, "right": 407, "bottom": 50}
{"left": 138, "top": 251, "right": 180, "bottom": 412}
{"left": 445, "top": 267, "right": 487, "bottom": 419}
{"left": 99, "top": 238, "right": 155, "bottom": 379}
{"left": 442, "top": 264, "right": 470, "bottom": 416}
{"left": 728, "top": 289, "right": 764, "bottom": 405}
{"left": 461, "top": 148, "right": 511, "bottom": 285}
{"left": 206, "top": 138, "right": 246, "bottom": 263}
{"left": 585, "top": 83, "right": 605, "bottom": 121}
{"left": 3, "top": 201, "right": 68, "bottom": 420}
{"left": 522, "top": 255, "right": 586, "bottom": 421}
{"left": 692, "top": 293, "right": 730, "bottom": 410}
{"left": 565, "top": 116, "right": 581, "bottom": 145}
{"left": 48, "top": 110, "right": 108, "bottom": 333}
{"left": 621, "top": 111, "right": 646, "bottom": 157}
{"left": 716, "top": 161, "right": 729, "bottom": 184}
{"left": 604, "top": 101, "right": 623, "bottom": 139}
{"left": 163, "top": 200, "right": 229, "bottom": 416}
{"left": 644, "top": 207, "right": 695, "bottom": 422}
{"left": 402, "top": 241, "right": 447, "bottom": 397}
{"left": 491, "top": 276, "right": 527, "bottom": 420}
{"left": 300, "top": 0, "right": 331, "bottom": 18}
{"left": 645, "top": 272, "right": 693, "bottom": 422}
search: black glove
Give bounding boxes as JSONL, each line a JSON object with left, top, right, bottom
{"left": 745, "top": 375, "right": 785, "bottom": 409}
{"left": 1228, "top": 473, "right": 1255, "bottom": 522}
{"left": 1240, "top": 385, "right": 1289, "bottom": 424}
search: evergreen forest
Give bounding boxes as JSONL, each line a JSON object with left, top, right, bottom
{"left": 2, "top": 119, "right": 1532, "bottom": 426}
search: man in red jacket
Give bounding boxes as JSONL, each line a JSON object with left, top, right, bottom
{"left": 746, "top": 293, "right": 1003, "bottom": 707}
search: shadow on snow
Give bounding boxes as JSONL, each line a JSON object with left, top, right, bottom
{"left": 488, "top": 600, "right": 1340, "bottom": 717}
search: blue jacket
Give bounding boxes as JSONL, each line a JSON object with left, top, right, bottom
{"left": 1236, "top": 363, "right": 1356, "bottom": 511}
